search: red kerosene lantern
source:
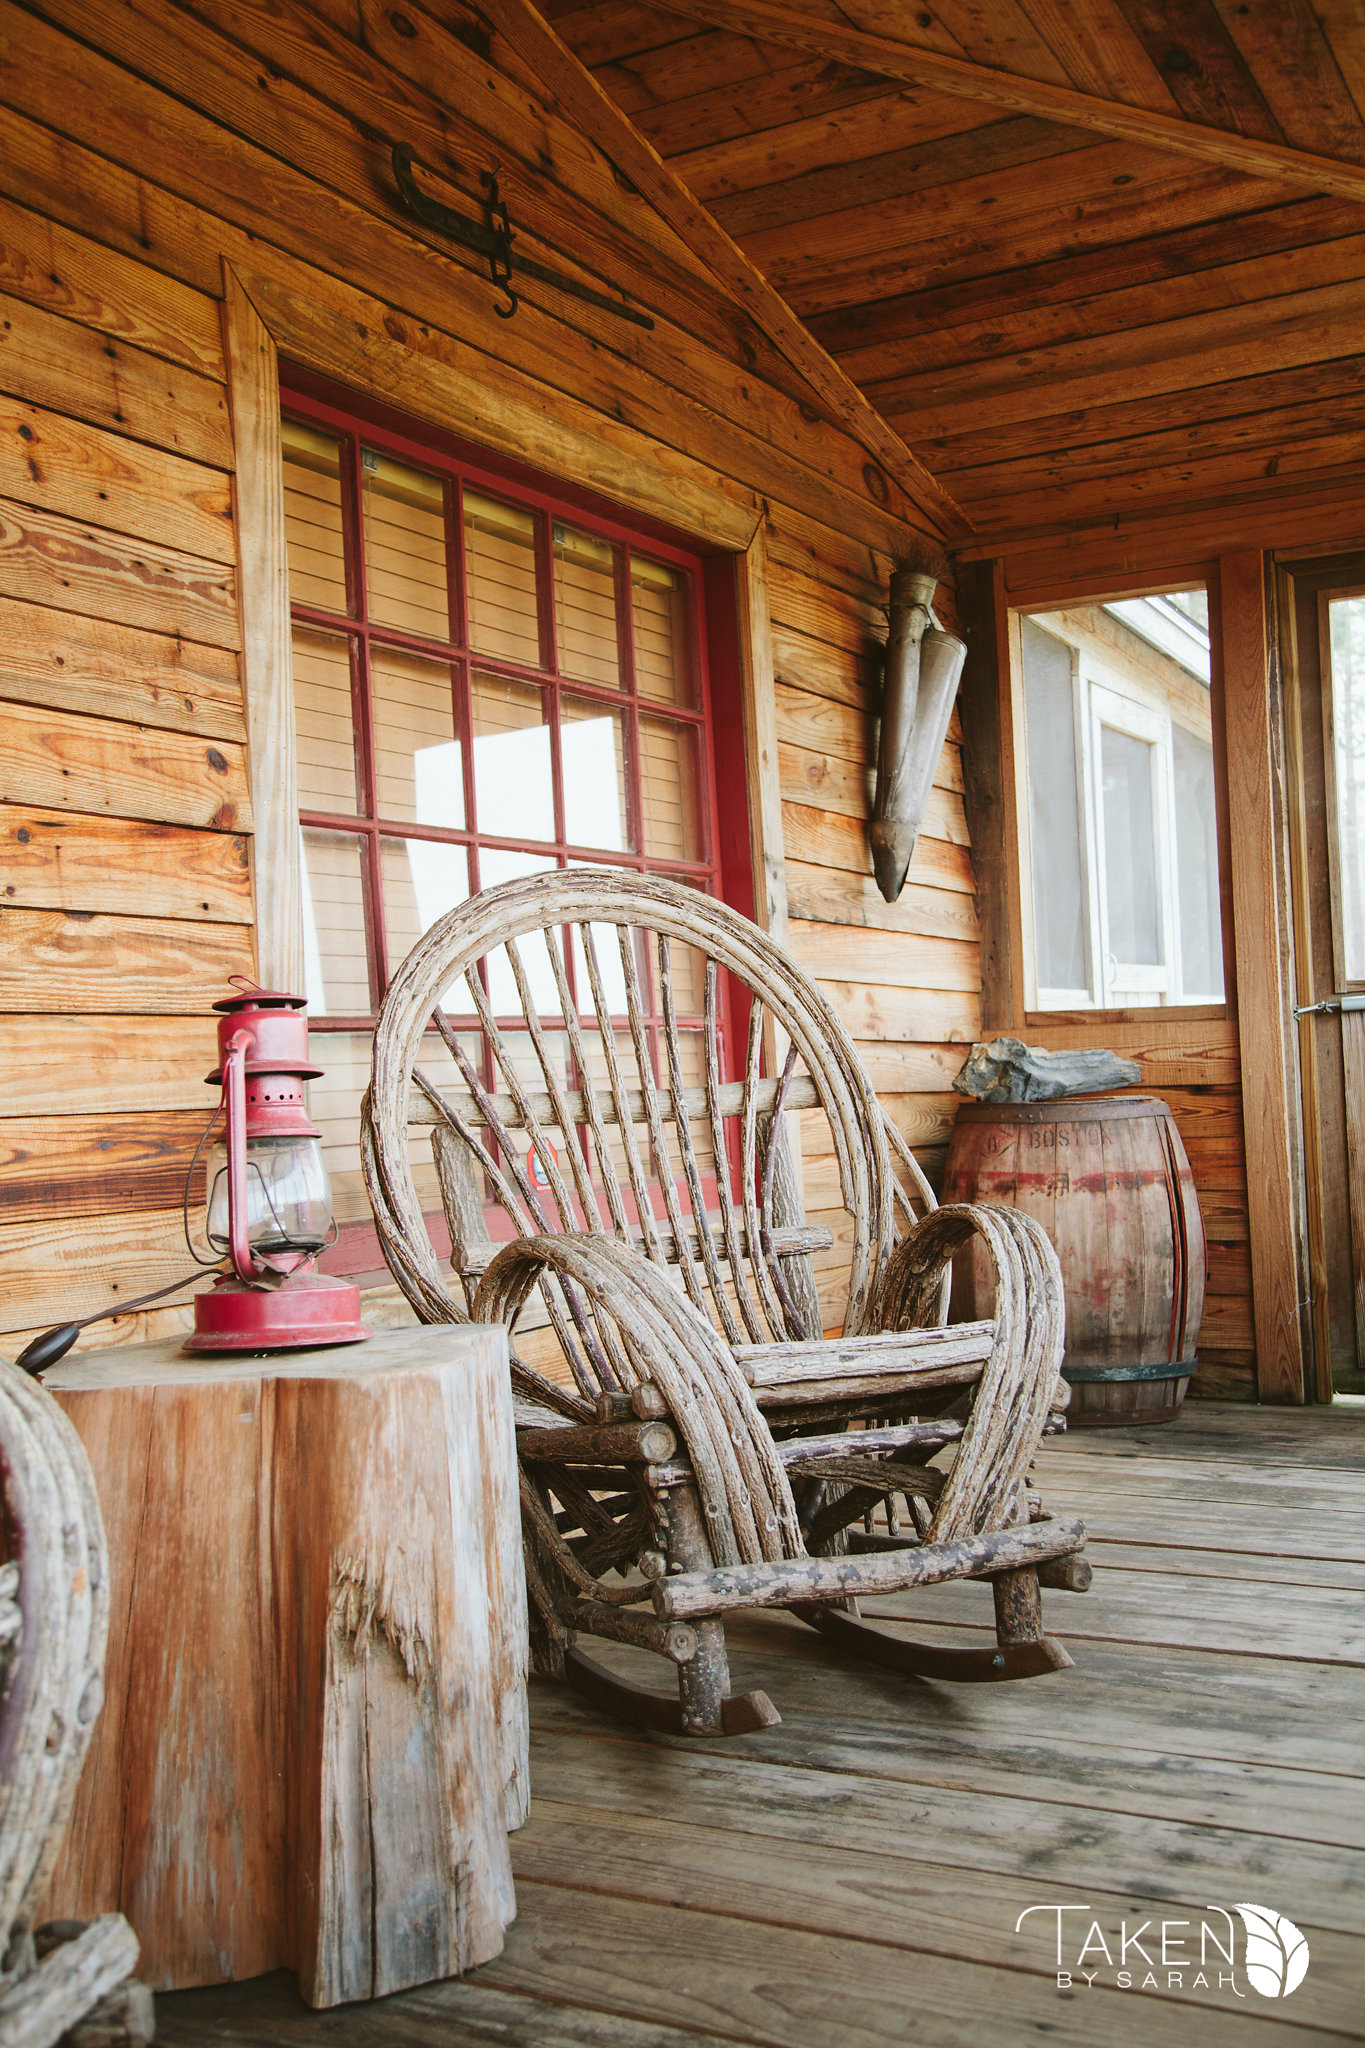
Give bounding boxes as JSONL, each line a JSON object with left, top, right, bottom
{"left": 184, "top": 986, "right": 369, "bottom": 1353}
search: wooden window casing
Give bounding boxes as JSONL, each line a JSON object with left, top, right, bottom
{"left": 278, "top": 369, "right": 739, "bottom": 1264}
{"left": 985, "top": 571, "right": 1236, "bottom": 1031}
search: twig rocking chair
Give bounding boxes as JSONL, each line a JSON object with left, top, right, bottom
{"left": 363, "top": 870, "right": 1087, "bottom": 1736}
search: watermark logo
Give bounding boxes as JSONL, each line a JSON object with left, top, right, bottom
{"left": 1016, "top": 1901, "right": 1310, "bottom": 1999}
{"left": 1234, "top": 1903, "right": 1310, "bottom": 1999}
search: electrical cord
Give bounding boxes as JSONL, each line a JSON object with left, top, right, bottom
{"left": 12, "top": 1100, "right": 230, "bottom": 1379}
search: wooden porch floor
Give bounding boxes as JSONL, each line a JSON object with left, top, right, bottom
{"left": 157, "top": 1404, "right": 1364, "bottom": 2047}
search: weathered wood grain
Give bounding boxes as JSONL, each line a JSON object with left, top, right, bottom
{"left": 0, "top": 1111, "right": 212, "bottom": 1217}
{"left": 1220, "top": 552, "right": 1305, "bottom": 1403}
{"left": 0, "top": 908, "right": 253, "bottom": 1013}
{"left": 0, "top": 498, "right": 239, "bottom": 647}
{"left": 0, "top": 395, "right": 234, "bottom": 563}
{"left": 0, "top": 290, "right": 232, "bottom": 468}
{"left": 43, "top": 1328, "right": 524, "bottom": 2004}
{"left": 0, "top": 1202, "right": 210, "bottom": 1335}
{"left": 222, "top": 269, "right": 297, "bottom": 988}
{"left": 0, "top": 701, "right": 251, "bottom": 830}
{"left": 0, "top": 806, "right": 252, "bottom": 922}
{"left": 0, "top": 1015, "right": 218, "bottom": 1118}
{"left": 0, "top": 191, "right": 224, "bottom": 376}
{"left": 780, "top": 800, "right": 974, "bottom": 894}
{"left": 0, "top": 596, "right": 243, "bottom": 742}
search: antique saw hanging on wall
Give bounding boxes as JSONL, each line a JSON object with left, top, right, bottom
{"left": 392, "top": 145, "right": 654, "bottom": 329}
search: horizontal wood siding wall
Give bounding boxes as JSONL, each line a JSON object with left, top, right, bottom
{"left": 0, "top": 0, "right": 963, "bottom": 1351}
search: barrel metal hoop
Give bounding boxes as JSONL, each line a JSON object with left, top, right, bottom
{"left": 1062, "top": 1357, "right": 1198, "bottom": 1384}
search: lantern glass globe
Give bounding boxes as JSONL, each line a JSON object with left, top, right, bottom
{"left": 206, "top": 1134, "right": 334, "bottom": 1257}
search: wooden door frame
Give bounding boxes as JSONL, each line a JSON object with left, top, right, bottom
{"left": 1277, "top": 550, "right": 1365, "bottom": 1396}
{"left": 959, "top": 550, "right": 1310, "bottom": 1403}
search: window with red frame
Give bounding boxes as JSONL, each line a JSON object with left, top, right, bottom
{"left": 280, "top": 386, "right": 726, "bottom": 1269}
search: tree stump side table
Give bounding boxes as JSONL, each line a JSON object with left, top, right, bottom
{"left": 36, "top": 1324, "right": 527, "bottom": 2009}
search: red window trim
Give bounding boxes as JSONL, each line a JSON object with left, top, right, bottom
{"left": 279, "top": 366, "right": 758, "bottom": 1283}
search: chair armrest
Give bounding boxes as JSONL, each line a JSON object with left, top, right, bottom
{"left": 473, "top": 1231, "right": 801, "bottom": 1570}
{"left": 868, "top": 1203, "right": 1066, "bottom": 1543}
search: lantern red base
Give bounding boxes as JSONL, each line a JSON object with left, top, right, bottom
{"left": 184, "top": 1268, "right": 370, "bottom": 1354}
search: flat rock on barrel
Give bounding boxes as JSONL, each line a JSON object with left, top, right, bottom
{"left": 953, "top": 1036, "right": 1141, "bottom": 1103}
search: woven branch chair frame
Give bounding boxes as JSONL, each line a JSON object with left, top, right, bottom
{"left": 362, "top": 869, "right": 1079, "bottom": 1730}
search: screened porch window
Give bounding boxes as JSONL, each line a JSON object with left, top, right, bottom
{"left": 1017, "top": 591, "right": 1224, "bottom": 1010}
{"left": 279, "top": 395, "right": 719, "bottom": 1250}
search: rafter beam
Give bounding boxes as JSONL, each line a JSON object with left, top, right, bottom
{"left": 477, "top": 0, "right": 972, "bottom": 539}
{"left": 651, "top": 0, "right": 1365, "bottom": 208}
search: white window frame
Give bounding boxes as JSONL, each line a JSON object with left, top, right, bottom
{"left": 1088, "top": 678, "right": 1178, "bottom": 1005}
{"left": 1020, "top": 619, "right": 1216, "bottom": 1012}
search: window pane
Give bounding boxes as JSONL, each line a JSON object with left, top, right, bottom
{"left": 562, "top": 698, "right": 629, "bottom": 851}
{"left": 292, "top": 627, "right": 356, "bottom": 814}
{"left": 307, "top": 1029, "right": 375, "bottom": 1226}
{"left": 371, "top": 646, "right": 462, "bottom": 827}
{"left": 472, "top": 673, "right": 554, "bottom": 842}
{"left": 1173, "top": 725, "right": 1224, "bottom": 998}
{"left": 1101, "top": 726, "right": 1161, "bottom": 965}
{"left": 1021, "top": 619, "right": 1087, "bottom": 992}
{"left": 632, "top": 557, "right": 693, "bottom": 706}
{"left": 554, "top": 524, "right": 619, "bottom": 686}
{"left": 362, "top": 450, "right": 450, "bottom": 640}
{"left": 381, "top": 837, "right": 470, "bottom": 980}
{"left": 464, "top": 490, "right": 540, "bottom": 668}
{"left": 475, "top": 851, "right": 560, "bottom": 1013}
{"left": 300, "top": 829, "right": 370, "bottom": 1016}
{"left": 639, "top": 714, "right": 701, "bottom": 862}
{"left": 1328, "top": 596, "right": 1365, "bottom": 981}
{"left": 282, "top": 419, "right": 346, "bottom": 614}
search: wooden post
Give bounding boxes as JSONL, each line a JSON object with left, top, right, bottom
{"left": 39, "top": 1326, "right": 526, "bottom": 2006}
{"left": 1219, "top": 551, "right": 1307, "bottom": 1403}
{"left": 221, "top": 263, "right": 300, "bottom": 993}
{"left": 956, "top": 557, "right": 1021, "bottom": 1032}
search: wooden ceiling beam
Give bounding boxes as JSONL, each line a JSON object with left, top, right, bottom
{"left": 476, "top": 0, "right": 973, "bottom": 540}
{"left": 649, "top": 0, "right": 1365, "bottom": 208}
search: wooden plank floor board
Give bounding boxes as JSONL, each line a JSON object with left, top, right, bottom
{"left": 153, "top": 1404, "right": 1365, "bottom": 2047}
{"left": 505, "top": 1809, "right": 1365, "bottom": 2034}
{"left": 858, "top": 1574, "right": 1365, "bottom": 1663}
{"left": 527, "top": 1679, "right": 1365, "bottom": 1846}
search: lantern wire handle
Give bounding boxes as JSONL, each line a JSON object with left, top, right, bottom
{"left": 183, "top": 1095, "right": 230, "bottom": 1268}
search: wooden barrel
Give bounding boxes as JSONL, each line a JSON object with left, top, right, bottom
{"left": 942, "top": 1096, "right": 1205, "bottom": 1427}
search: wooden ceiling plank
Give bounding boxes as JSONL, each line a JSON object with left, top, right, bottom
{"left": 629, "top": 57, "right": 897, "bottom": 154}
{"left": 945, "top": 390, "right": 1365, "bottom": 503}
{"left": 1014, "top": 0, "right": 1181, "bottom": 111}
{"left": 879, "top": 275, "right": 1365, "bottom": 440}
{"left": 648, "top": 0, "right": 1365, "bottom": 203}
{"left": 1311, "top": 0, "right": 1365, "bottom": 131}
{"left": 594, "top": 20, "right": 807, "bottom": 108}
{"left": 838, "top": 225, "right": 1365, "bottom": 387}
{"left": 478, "top": 0, "right": 971, "bottom": 536}
{"left": 709, "top": 112, "right": 1089, "bottom": 236}
{"left": 1206, "top": 0, "right": 1365, "bottom": 164}
{"left": 805, "top": 192, "right": 1364, "bottom": 354}
{"left": 847, "top": 0, "right": 1073, "bottom": 87}
{"left": 746, "top": 142, "right": 1275, "bottom": 300}
{"left": 767, "top": 160, "right": 1290, "bottom": 318}
{"left": 546, "top": 1, "right": 708, "bottom": 70}
{"left": 946, "top": 428, "right": 1365, "bottom": 531}
{"left": 918, "top": 353, "right": 1365, "bottom": 474}
{"left": 671, "top": 86, "right": 990, "bottom": 200}
{"left": 1108, "top": 0, "right": 1286, "bottom": 142}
